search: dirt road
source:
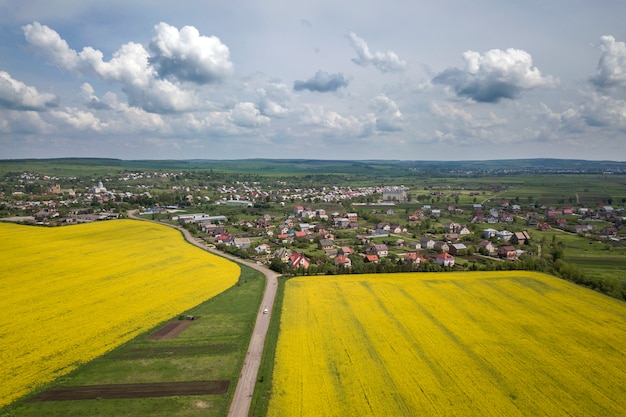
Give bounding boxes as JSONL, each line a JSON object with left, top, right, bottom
{"left": 127, "top": 212, "right": 279, "bottom": 416}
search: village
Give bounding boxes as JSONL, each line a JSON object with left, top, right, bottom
{"left": 2, "top": 169, "right": 624, "bottom": 277}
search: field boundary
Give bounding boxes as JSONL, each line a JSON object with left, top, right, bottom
{"left": 28, "top": 380, "right": 230, "bottom": 402}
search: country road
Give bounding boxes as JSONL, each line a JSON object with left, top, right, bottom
{"left": 127, "top": 211, "right": 279, "bottom": 417}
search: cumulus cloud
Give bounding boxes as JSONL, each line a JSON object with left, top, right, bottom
{"left": 230, "top": 102, "right": 270, "bottom": 128}
{"left": 257, "top": 82, "right": 290, "bottom": 117}
{"left": 432, "top": 48, "right": 557, "bottom": 103}
{"left": 294, "top": 71, "right": 349, "bottom": 92}
{"left": 49, "top": 107, "right": 105, "bottom": 131}
{"left": 23, "top": 21, "right": 232, "bottom": 113}
{"left": 590, "top": 35, "right": 626, "bottom": 89}
{"left": 580, "top": 93, "right": 626, "bottom": 129}
{"left": 0, "top": 110, "right": 50, "bottom": 134}
{"left": 0, "top": 71, "right": 58, "bottom": 110}
{"left": 370, "top": 94, "right": 403, "bottom": 131}
{"left": 300, "top": 105, "right": 374, "bottom": 137}
{"left": 430, "top": 102, "right": 508, "bottom": 144}
{"left": 80, "top": 83, "right": 111, "bottom": 110}
{"left": 149, "top": 22, "right": 233, "bottom": 84}
{"left": 348, "top": 32, "right": 407, "bottom": 73}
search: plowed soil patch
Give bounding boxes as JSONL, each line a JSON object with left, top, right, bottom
{"left": 29, "top": 380, "right": 230, "bottom": 402}
{"left": 147, "top": 321, "right": 193, "bottom": 340}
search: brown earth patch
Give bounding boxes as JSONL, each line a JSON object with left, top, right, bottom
{"left": 147, "top": 321, "right": 193, "bottom": 340}
{"left": 29, "top": 380, "right": 230, "bottom": 402}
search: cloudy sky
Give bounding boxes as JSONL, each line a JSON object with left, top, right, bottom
{"left": 1, "top": 1, "right": 626, "bottom": 161}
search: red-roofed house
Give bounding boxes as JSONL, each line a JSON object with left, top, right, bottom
{"left": 436, "top": 253, "right": 455, "bottom": 267}
{"left": 288, "top": 252, "right": 310, "bottom": 269}
{"left": 334, "top": 254, "right": 352, "bottom": 268}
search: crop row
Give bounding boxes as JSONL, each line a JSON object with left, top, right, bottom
{"left": 268, "top": 272, "right": 626, "bottom": 416}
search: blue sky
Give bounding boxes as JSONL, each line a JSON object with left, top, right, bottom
{"left": 1, "top": 0, "right": 626, "bottom": 161}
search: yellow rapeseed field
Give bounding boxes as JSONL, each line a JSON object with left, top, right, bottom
{"left": 268, "top": 271, "right": 626, "bottom": 416}
{"left": 0, "top": 220, "right": 239, "bottom": 408}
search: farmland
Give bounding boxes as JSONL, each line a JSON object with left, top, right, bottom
{"left": 268, "top": 272, "right": 626, "bottom": 416}
{"left": 0, "top": 220, "right": 240, "bottom": 409}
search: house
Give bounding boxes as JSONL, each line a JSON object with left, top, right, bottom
{"left": 215, "top": 233, "right": 232, "bottom": 245}
{"left": 449, "top": 243, "right": 467, "bottom": 255}
{"left": 254, "top": 243, "right": 271, "bottom": 254}
{"left": 482, "top": 228, "right": 498, "bottom": 239}
{"left": 495, "top": 230, "right": 513, "bottom": 241}
{"left": 318, "top": 239, "right": 335, "bottom": 250}
{"left": 294, "top": 231, "right": 308, "bottom": 238}
{"left": 471, "top": 213, "right": 485, "bottom": 223}
{"left": 233, "top": 238, "right": 251, "bottom": 250}
{"left": 408, "top": 241, "right": 422, "bottom": 250}
{"left": 334, "top": 217, "right": 350, "bottom": 228}
{"left": 364, "top": 254, "right": 379, "bottom": 263}
{"left": 498, "top": 245, "right": 518, "bottom": 260}
{"left": 334, "top": 254, "right": 352, "bottom": 268}
{"left": 574, "top": 224, "right": 593, "bottom": 233}
{"left": 377, "top": 222, "right": 391, "bottom": 231}
{"left": 434, "top": 241, "right": 449, "bottom": 253}
{"left": 526, "top": 217, "right": 539, "bottom": 227}
{"left": 477, "top": 240, "right": 495, "bottom": 255}
{"left": 368, "top": 244, "right": 388, "bottom": 257}
{"left": 459, "top": 226, "right": 471, "bottom": 235}
{"left": 420, "top": 237, "right": 435, "bottom": 249}
{"left": 436, "top": 253, "right": 455, "bottom": 267}
{"left": 511, "top": 231, "right": 531, "bottom": 245}
{"left": 502, "top": 213, "right": 514, "bottom": 223}
{"left": 274, "top": 247, "right": 292, "bottom": 263}
{"left": 288, "top": 252, "right": 310, "bottom": 269}
{"left": 339, "top": 246, "right": 355, "bottom": 256}
{"left": 346, "top": 212, "right": 358, "bottom": 222}
{"left": 404, "top": 252, "right": 424, "bottom": 265}
{"left": 537, "top": 222, "right": 551, "bottom": 231}
{"left": 390, "top": 224, "right": 406, "bottom": 234}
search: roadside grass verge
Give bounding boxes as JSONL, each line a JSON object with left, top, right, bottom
{"left": 249, "top": 277, "right": 287, "bottom": 417}
{"left": 3, "top": 265, "right": 265, "bottom": 417}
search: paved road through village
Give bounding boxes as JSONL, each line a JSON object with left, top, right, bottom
{"left": 127, "top": 212, "right": 279, "bottom": 417}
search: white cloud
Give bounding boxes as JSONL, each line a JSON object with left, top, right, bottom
{"left": 49, "top": 107, "right": 105, "bottom": 131}
{"left": 149, "top": 22, "right": 233, "bottom": 84}
{"left": 230, "top": 102, "right": 270, "bottom": 128}
{"left": 430, "top": 102, "right": 508, "bottom": 144}
{"left": 581, "top": 93, "right": 626, "bottom": 129}
{"left": 0, "top": 110, "right": 50, "bottom": 133}
{"left": 348, "top": 32, "right": 407, "bottom": 73}
{"left": 300, "top": 105, "right": 374, "bottom": 137}
{"left": 370, "top": 94, "right": 403, "bottom": 131}
{"left": 257, "top": 82, "right": 290, "bottom": 117}
{"left": 0, "top": 71, "right": 57, "bottom": 110}
{"left": 433, "top": 48, "right": 557, "bottom": 103}
{"left": 590, "top": 35, "right": 626, "bottom": 89}
{"left": 22, "top": 21, "right": 224, "bottom": 113}
{"left": 80, "top": 83, "right": 111, "bottom": 110}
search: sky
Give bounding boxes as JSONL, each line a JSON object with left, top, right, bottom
{"left": 1, "top": 1, "right": 626, "bottom": 161}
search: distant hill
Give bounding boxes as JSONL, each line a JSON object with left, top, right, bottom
{"left": 1, "top": 157, "right": 625, "bottom": 176}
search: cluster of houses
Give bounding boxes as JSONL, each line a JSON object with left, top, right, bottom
{"left": 175, "top": 199, "right": 541, "bottom": 271}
